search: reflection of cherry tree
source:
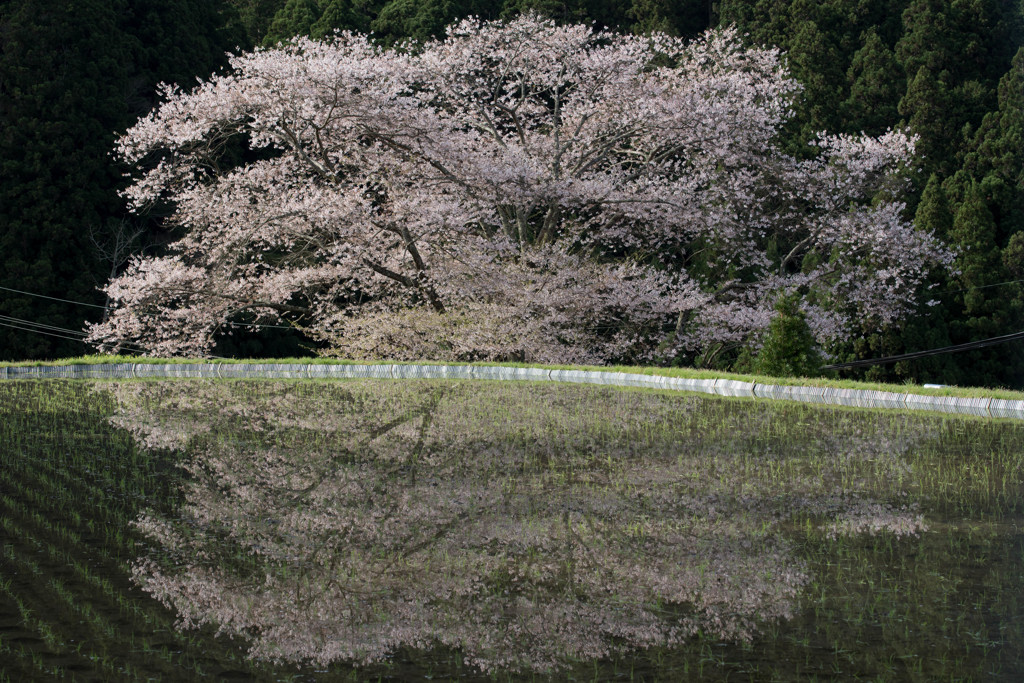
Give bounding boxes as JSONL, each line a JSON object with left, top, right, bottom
{"left": 103, "top": 380, "right": 926, "bottom": 673}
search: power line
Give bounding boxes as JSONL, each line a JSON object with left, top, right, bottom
{"left": 938, "top": 278, "right": 1024, "bottom": 296}
{"left": 2, "top": 285, "right": 302, "bottom": 331}
{"left": 0, "top": 318, "right": 234, "bottom": 360}
{"left": 0, "top": 315, "right": 154, "bottom": 356}
{"left": 0, "top": 319, "right": 92, "bottom": 345}
{"left": 0, "top": 284, "right": 109, "bottom": 309}
{"left": 823, "top": 329, "right": 1024, "bottom": 370}
{"left": 0, "top": 314, "right": 99, "bottom": 338}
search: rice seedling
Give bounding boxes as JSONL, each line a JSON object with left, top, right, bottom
{"left": 1, "top": 377, "right": 1022, "bottom": 680}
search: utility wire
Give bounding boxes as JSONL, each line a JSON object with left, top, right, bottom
{"left": 0, "top": 284, "right": 110, "bottom": 309}
{"left": 0, "top": 315, "right": 154, "bottom": 356}
{"left": 823, "top": 330, "right": 1024, "bottom": 370}
{"left": 0, "top": 313, "right": 98, "bottom": 340}
{"left": 2, "top": 285, "right": 301, "bottom": 331}
{"left": 0, "top": 320, "right": 92, "bottom": 345}
{"left": 938, "top": 278, "right": 1024, "bottom": 296}
{"left": 0, "top": 318, "right": 231, "bottom": 360}
{"left": 0, "top": 314, "right": 93, "bottom": 336}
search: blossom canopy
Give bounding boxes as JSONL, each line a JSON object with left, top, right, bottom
{"left": 88, "top": 15, "right": 951, "bottom": 362}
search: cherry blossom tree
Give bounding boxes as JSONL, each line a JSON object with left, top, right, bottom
{"left": 87, "top": 14, "right": 952, "bottom": 362}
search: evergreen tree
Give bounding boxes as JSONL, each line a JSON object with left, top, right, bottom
{"left": 312, "top": 0, "right": 378, "bottom": 37}
{"left": 626, "top": 0, "right": 710, "bottom": 36}
{"left": 716, "top": 0, "right": 791, "bottom": 46}
{"left": 0, "top": 0, "right": 130, "bottom": 359}
{"left": 844, "top": 27, "right": 904, "bottom": 135}
{"left": 966, "top": 47, "right": 1024, "bottom": 239}
{"left": 899, "top": 65, "right": 960, "bottom": 178}
{"left": 372, "top": 0, "right": 500, "bottom": 44}
{"left": 743, "top": 293, "right": 824, "bottom": 378}
{"left": 227, "top": 0, "right": 285, "bottom": 46}
{"left": 784, "top": 10, "right": 847, "bottom": 145}
{"left": 895, "top": 0, "right": 1011, "bottom": 179}
{"left": 263, "top": 0, "right": 322, "bottom": 45}
{"left": 945, "top": 177, "right": 1024, "bottom": 386}
{"left": 0, "top": 0, "right": 240, "bottom": 360}
{"left": 916, "top": 173, "right": 955, "bottom": 239}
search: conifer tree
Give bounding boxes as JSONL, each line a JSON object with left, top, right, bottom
{"left": 899, "top": 65, "right": 959, "bottom": 178}
{"left": 626, "top": 0, "right": 710, "bottom": 36}
{"left": 0, "top": 0, "right": 242, "bottom": 360}
{"left": 263, "top": 0, "right": 322, "bottom": 45}
{"left": 746, "top": 293, "right": 824, "bottom": 378}
{"left": 371, "top": 0, "right": 501, "bottom": 43}
{"left": 945, "top": 177, "right": 1024, "bottom": 385}
{"left": 227, "top": 0, "right": 285, "bottom": 46}
{"left": 784, "top": 11, "right": 847, "bottom": 145}
{"left": 312, "top": 0, "right": 377, "bottom": 37}
{"left": 844, "top": 27, "right": 904, "bottom": 135}
{"left": 916, "top": 173, "right": 955, "bottom": 239}
{"left": 0, "top": 0, "right": 129, "bottom": 359}
{"left": 966, "top": 47, "right": 1024, "bottom": 239}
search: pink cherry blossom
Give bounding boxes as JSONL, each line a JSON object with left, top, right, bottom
{"left": 88, "top": 15, "right": 952, "bottom": 360}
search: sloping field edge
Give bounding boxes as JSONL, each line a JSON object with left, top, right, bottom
{"left": 3, "top": 362, "right": 1023, "bottom": 421}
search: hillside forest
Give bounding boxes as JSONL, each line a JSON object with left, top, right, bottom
{"left": 1, "top": 0, "right": 1022, "bottom": 388}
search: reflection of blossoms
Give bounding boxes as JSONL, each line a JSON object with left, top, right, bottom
{"left": 102, "top": 380, "right": 931, "bottom": 674}
{"left": 822, "top": 498, "right": 928, "bottom": 539}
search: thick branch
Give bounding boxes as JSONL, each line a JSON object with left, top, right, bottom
{"left": 779, "top": 234, "right": 815, "bottom": 275}
{"left": 361, "top": 257, "right": 446, "bottom": 314}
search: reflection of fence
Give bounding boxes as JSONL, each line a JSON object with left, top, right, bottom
{"left": 3, "top": 362, "right": 1023, "bottom": 420}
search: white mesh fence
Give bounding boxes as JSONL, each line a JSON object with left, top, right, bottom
{"left": 2, "top": 362, "right": 1022, "bottom": 420}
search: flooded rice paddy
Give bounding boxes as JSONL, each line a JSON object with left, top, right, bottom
{"left": 1, "top": 378, "right": 1023, "bottom": 681}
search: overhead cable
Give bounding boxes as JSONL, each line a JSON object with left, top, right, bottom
{"left": 2, "top": 285, "right": 300, "bottom": 331}
{"left": 823, "top": 330, "right": 1024, "bottom": 370}
{"left": 0, "top": 284, "right": 109, "bottom": 309}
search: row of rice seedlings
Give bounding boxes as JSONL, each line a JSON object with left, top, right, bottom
{"left": 0, "top": 496, "right": 186, "bottom": 680}
{"left": 796, "top": 532, "right": 1021, "bottom": 680}
{"left": 0, "top": 451, "right": 145, "bottom": 564}
{"left": 10, "top": 377, "right": 1022, "bottom": 679}
{"left": 0, "top": 491, "right": 166, "bottom": 636}
{"left": 0, "top": 383, "right": 277, "bottom": 680}
{"left": 0, "top": 441, "right": 146, "bottom": 579}
{"left": 552, "top": 531, "right": 1022, "bottom": 681}
{"left": 0, "top": 545, "right": 149, "bottom": 681}
{"left": 0, "top": 580, "right": 70, "bottom": 681}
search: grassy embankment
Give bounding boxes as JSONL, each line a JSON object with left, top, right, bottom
{"left": 2, "top": 354, "right": 1023, "bottom": 401}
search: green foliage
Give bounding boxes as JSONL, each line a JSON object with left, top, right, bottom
{"left": 227, "top": 0, "right": 289, "bottom": 45}
{"left": 914, "top": 173, "right": 954, "bottom": 239}
{"left": 0, "top": 0, "right": 130, "bottom": 360}
{"left": 899, "top": 65, "right": 960, "bottom": 177}
{"left": 0, "top": 0, "right": 241, "bottom": 361}
{"left": 627, "top": 0, "right": 711, "bottom": 36}
{"left": 738, "top": 294, "right": 824, "bottom": 378}
{"left": 263, "top": 0, "right": 322, "bottom": 45}
{"left": 944, "top": 177, "right": 1024, "bottom": 387}
{"left": 372, "top": 0, "right": 498, "bottom": 43}
{"left": 844, "top": 27, "right": 904, "bottom": 135}
{"left": 950, "top": 179, "right": 1001, "bottom": 315}
{"left": 312, "top": 0, "right": 377, "bottom": 37}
